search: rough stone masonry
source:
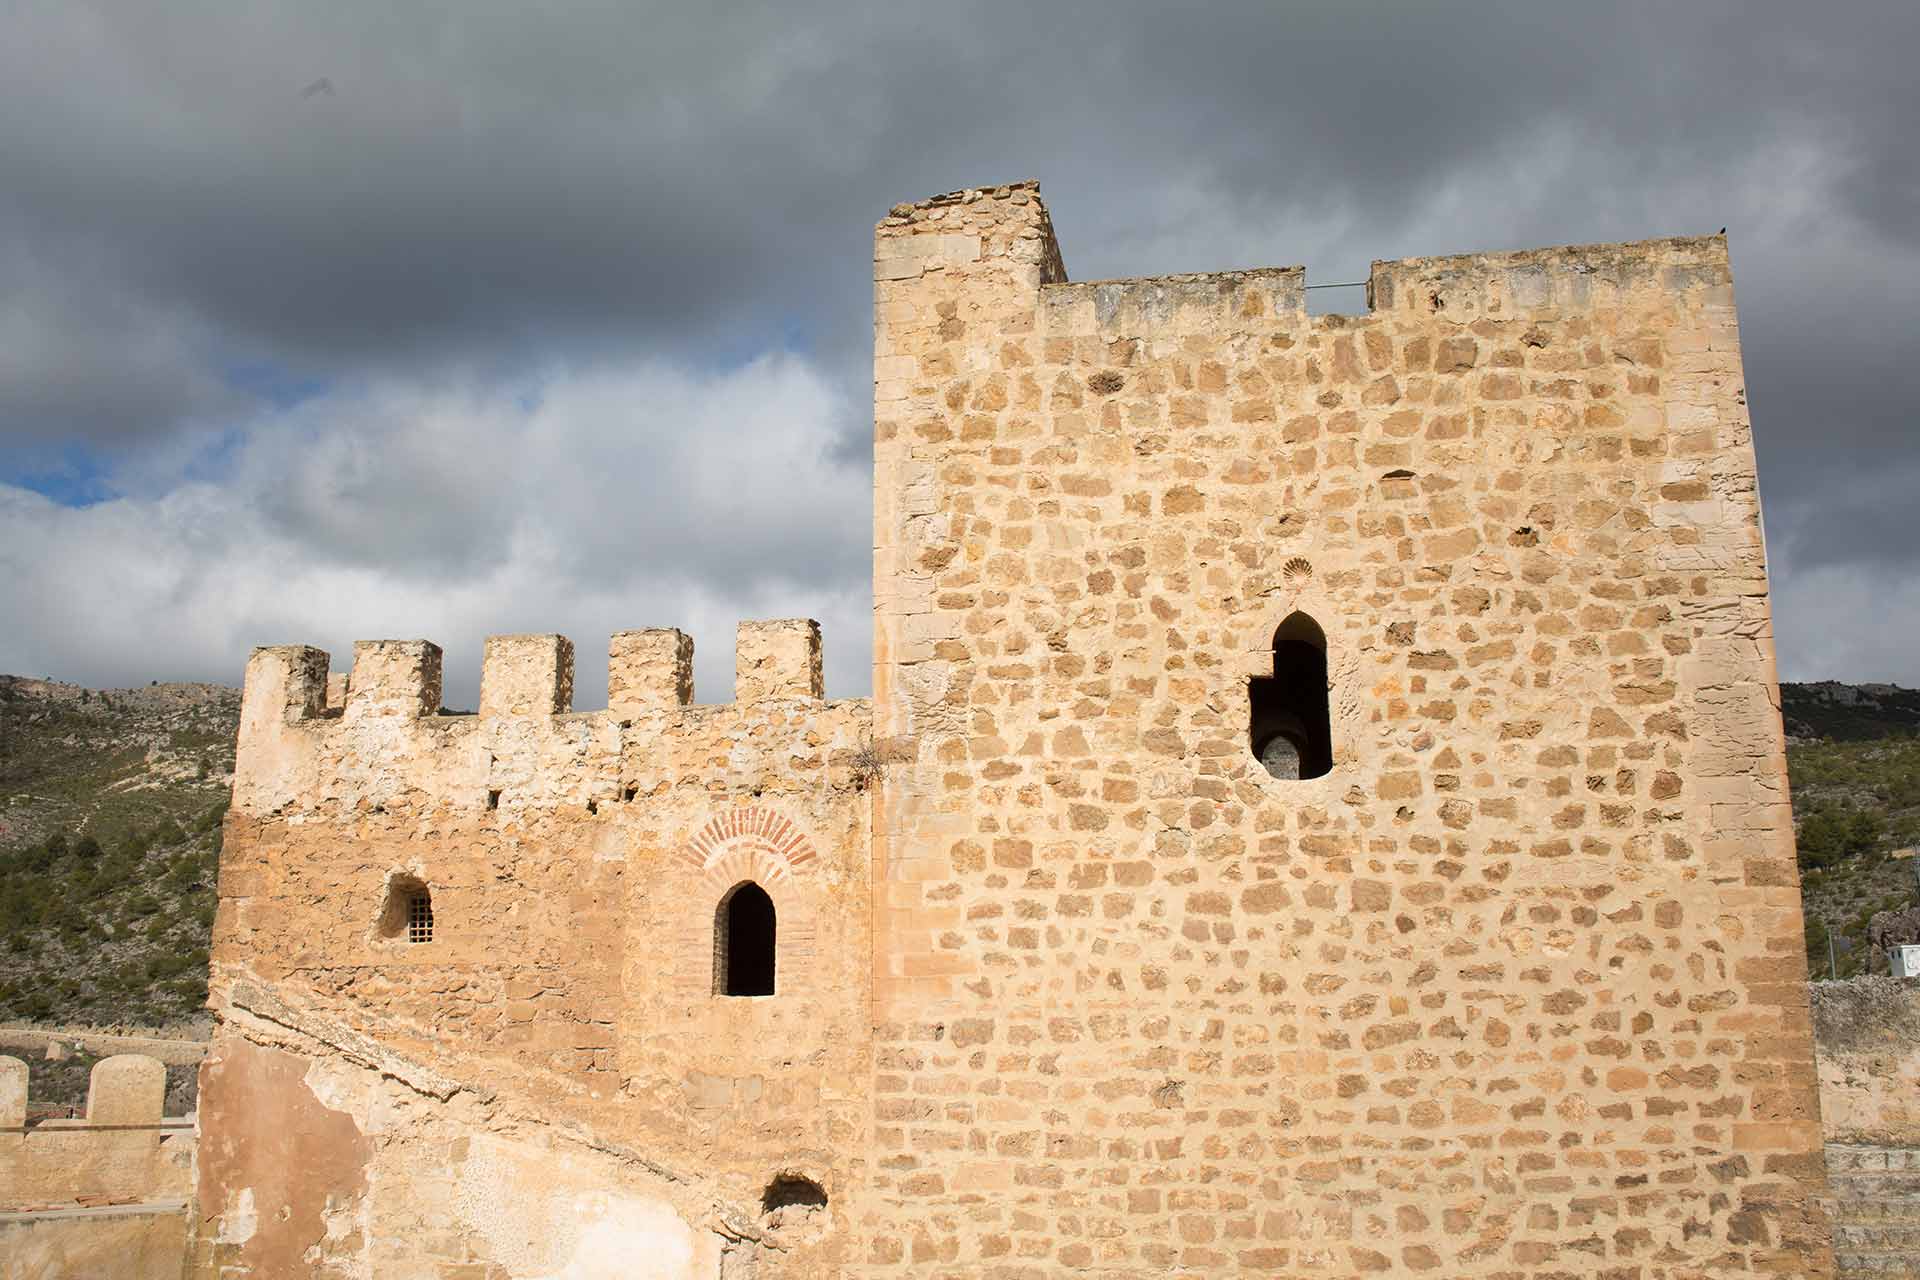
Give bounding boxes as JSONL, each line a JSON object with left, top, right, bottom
{"left": 191, "top": 181, "right": 1831, "bottom": 1278}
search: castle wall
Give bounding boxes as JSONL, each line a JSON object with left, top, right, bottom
{"left": 197, "top": 624, "right": 872, "bottom": 1277}
{"left": 0, "top": 1053, "right": 192, "bottom": 1280}
{"left": 868, "top": 183, "right": 1828, "bottom": 1275}
{"left": 1, "top": 1206, "right": 188, "bottom": 1280}
{"left": 1822, "top": 1036, "right": 1920, "bottom": 1147}
{"left": 0, "top": 1053, "right": 193, "bottom": 1210}
{"left": 197, "top": 178, "right": 1830, "bottom": 1278}
{"left": 1813, "top": 977, "right": 1920, "bottom": 1146}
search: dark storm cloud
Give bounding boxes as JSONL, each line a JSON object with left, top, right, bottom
{"left": 1, "top": 0, "right": 1916, "bottom": 690}
{"left": 8, "top": 3, "right": 1907, "bottom": 368}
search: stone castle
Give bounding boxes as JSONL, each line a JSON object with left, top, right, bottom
{"left": 183, "top": 181, "right": 1835, "bottom": 1277}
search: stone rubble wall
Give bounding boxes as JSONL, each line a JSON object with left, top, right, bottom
{"left": 868, "top": 182, "right": 1828, "bottom": 1275}
{"left": 0, "top": 1027, "right": 207, "bottom": 1068}
{"left": 1814, "top": 977, "right": 1920, "bottom": 1146}
{"left": 1827, "top": 1145, "right": 1920, "bottom": 1279}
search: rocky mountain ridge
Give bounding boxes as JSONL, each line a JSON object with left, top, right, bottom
{"left": 1782, "top": 680, "right": 1920, "bottom": 741}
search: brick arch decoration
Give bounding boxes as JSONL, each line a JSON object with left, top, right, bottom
{"left": 674, "top": 806, "right": 820, "bottom": 998}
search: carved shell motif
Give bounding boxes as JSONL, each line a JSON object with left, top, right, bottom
{"left": 1281, "top": 557, "right": 1314, "bottom": 585}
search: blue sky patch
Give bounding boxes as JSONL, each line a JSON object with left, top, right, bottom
{"left": 5, "top": 446, "right": 118, "bottom": 508}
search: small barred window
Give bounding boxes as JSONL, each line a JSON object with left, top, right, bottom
{"left": 376, "top": 873, "right": 434, "bottom": 946}
{"left": 406, "top": 892, "right": 434, "bottom": 944}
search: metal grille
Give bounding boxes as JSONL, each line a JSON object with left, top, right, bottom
{"left": 406, "top": 893, "right": 433, "bottom": 944}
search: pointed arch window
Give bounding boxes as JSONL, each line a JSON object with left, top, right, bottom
{"left": 1250, "top": 612, "right": 1332, "bottom": 780}
{"left": 715, "top": 882, "right": 776, "bottom": 996}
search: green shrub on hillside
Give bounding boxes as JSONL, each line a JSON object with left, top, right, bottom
{"left": 1791, "top": 734, "right": 1920, "bottom": 979}
{"left": 1796, "top": 801, "right": 1887, "bottom": 871}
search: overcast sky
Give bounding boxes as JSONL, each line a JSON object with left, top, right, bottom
{"left": 1, "top": 1, "right": 1914, "bottom": 704}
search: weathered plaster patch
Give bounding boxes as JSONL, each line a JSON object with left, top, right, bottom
{"left": 217, "top": 1186, "right": 257, "bottom": 1245}
{"left": 302, "top": 1053, "right": 367, "bottom": 1122}
{"left": 527, "top": 1191, "right": 713, "bottom": 1280}
{"left": 456, "top": 1137, "right": 717, "bottom": 1280}
{"left": 194, "top": 1039, "right": 370, "bottom": 1277}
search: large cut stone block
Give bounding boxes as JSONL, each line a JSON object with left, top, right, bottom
{"left": 479, "top": 634, "right": 575, "bottom": 717}
{"left": 609, "top": 628, "right": 694, "bottom": 713}
{"left": 346, "top": 640, "right": 443, "bottom": 719}
{"left": 87, "top": 1054, "right": 166, "bottom": 1126}
{"left": 736, "top": 619, "right": 823, "bottom": 701}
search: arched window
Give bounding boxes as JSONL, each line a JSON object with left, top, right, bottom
{"left": 376, "top": 874, "right": 434, "bottom": 944}
{"left": 1250, "top": 612, "right": 1332, "bottom": 780}
{"left": 715, "top": 882, "right": 776, "bottom": 996}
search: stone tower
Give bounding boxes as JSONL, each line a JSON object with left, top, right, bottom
{"left": 192, "top": 182, "right": 1830, "bottom": 1278}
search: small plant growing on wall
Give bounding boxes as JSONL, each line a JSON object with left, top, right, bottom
{"left": 846, "top": 737, "right": 883, "bottom": 791}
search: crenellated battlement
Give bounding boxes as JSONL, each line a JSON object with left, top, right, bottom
{"left": 1366, "top": 234, "right": 1731, "bottom": 320}
{"left": 877, "top": 178, "right": 1729, "bottom": 344}
{"left": 0, "top": 1054, "right": 193, "bottom": 1211}
{"left": 1024, "top": 236, "right": 1729, "bottom": 343}
{"left": 233, "top": 618, "right": 870, "bottom": 818}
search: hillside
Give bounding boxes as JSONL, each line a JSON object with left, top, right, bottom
{"left": 1792, "top": 734, "right": 1920, "bottom": 978}
{"left": 0, "top": 675, "right": 1915, "bottom": 1023}
{"left": 1779, "top": 682, "right": 1920, "bottom": 977}
{"left": 0, "top": 676, "right": 237, "bottom": 1028}
{"left": 1782, "top": 680, "right": 1920, "bottom": 741}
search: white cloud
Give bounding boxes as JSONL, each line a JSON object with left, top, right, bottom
{"left": 0, "top": 354, "right": 873, "bottom": 703}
